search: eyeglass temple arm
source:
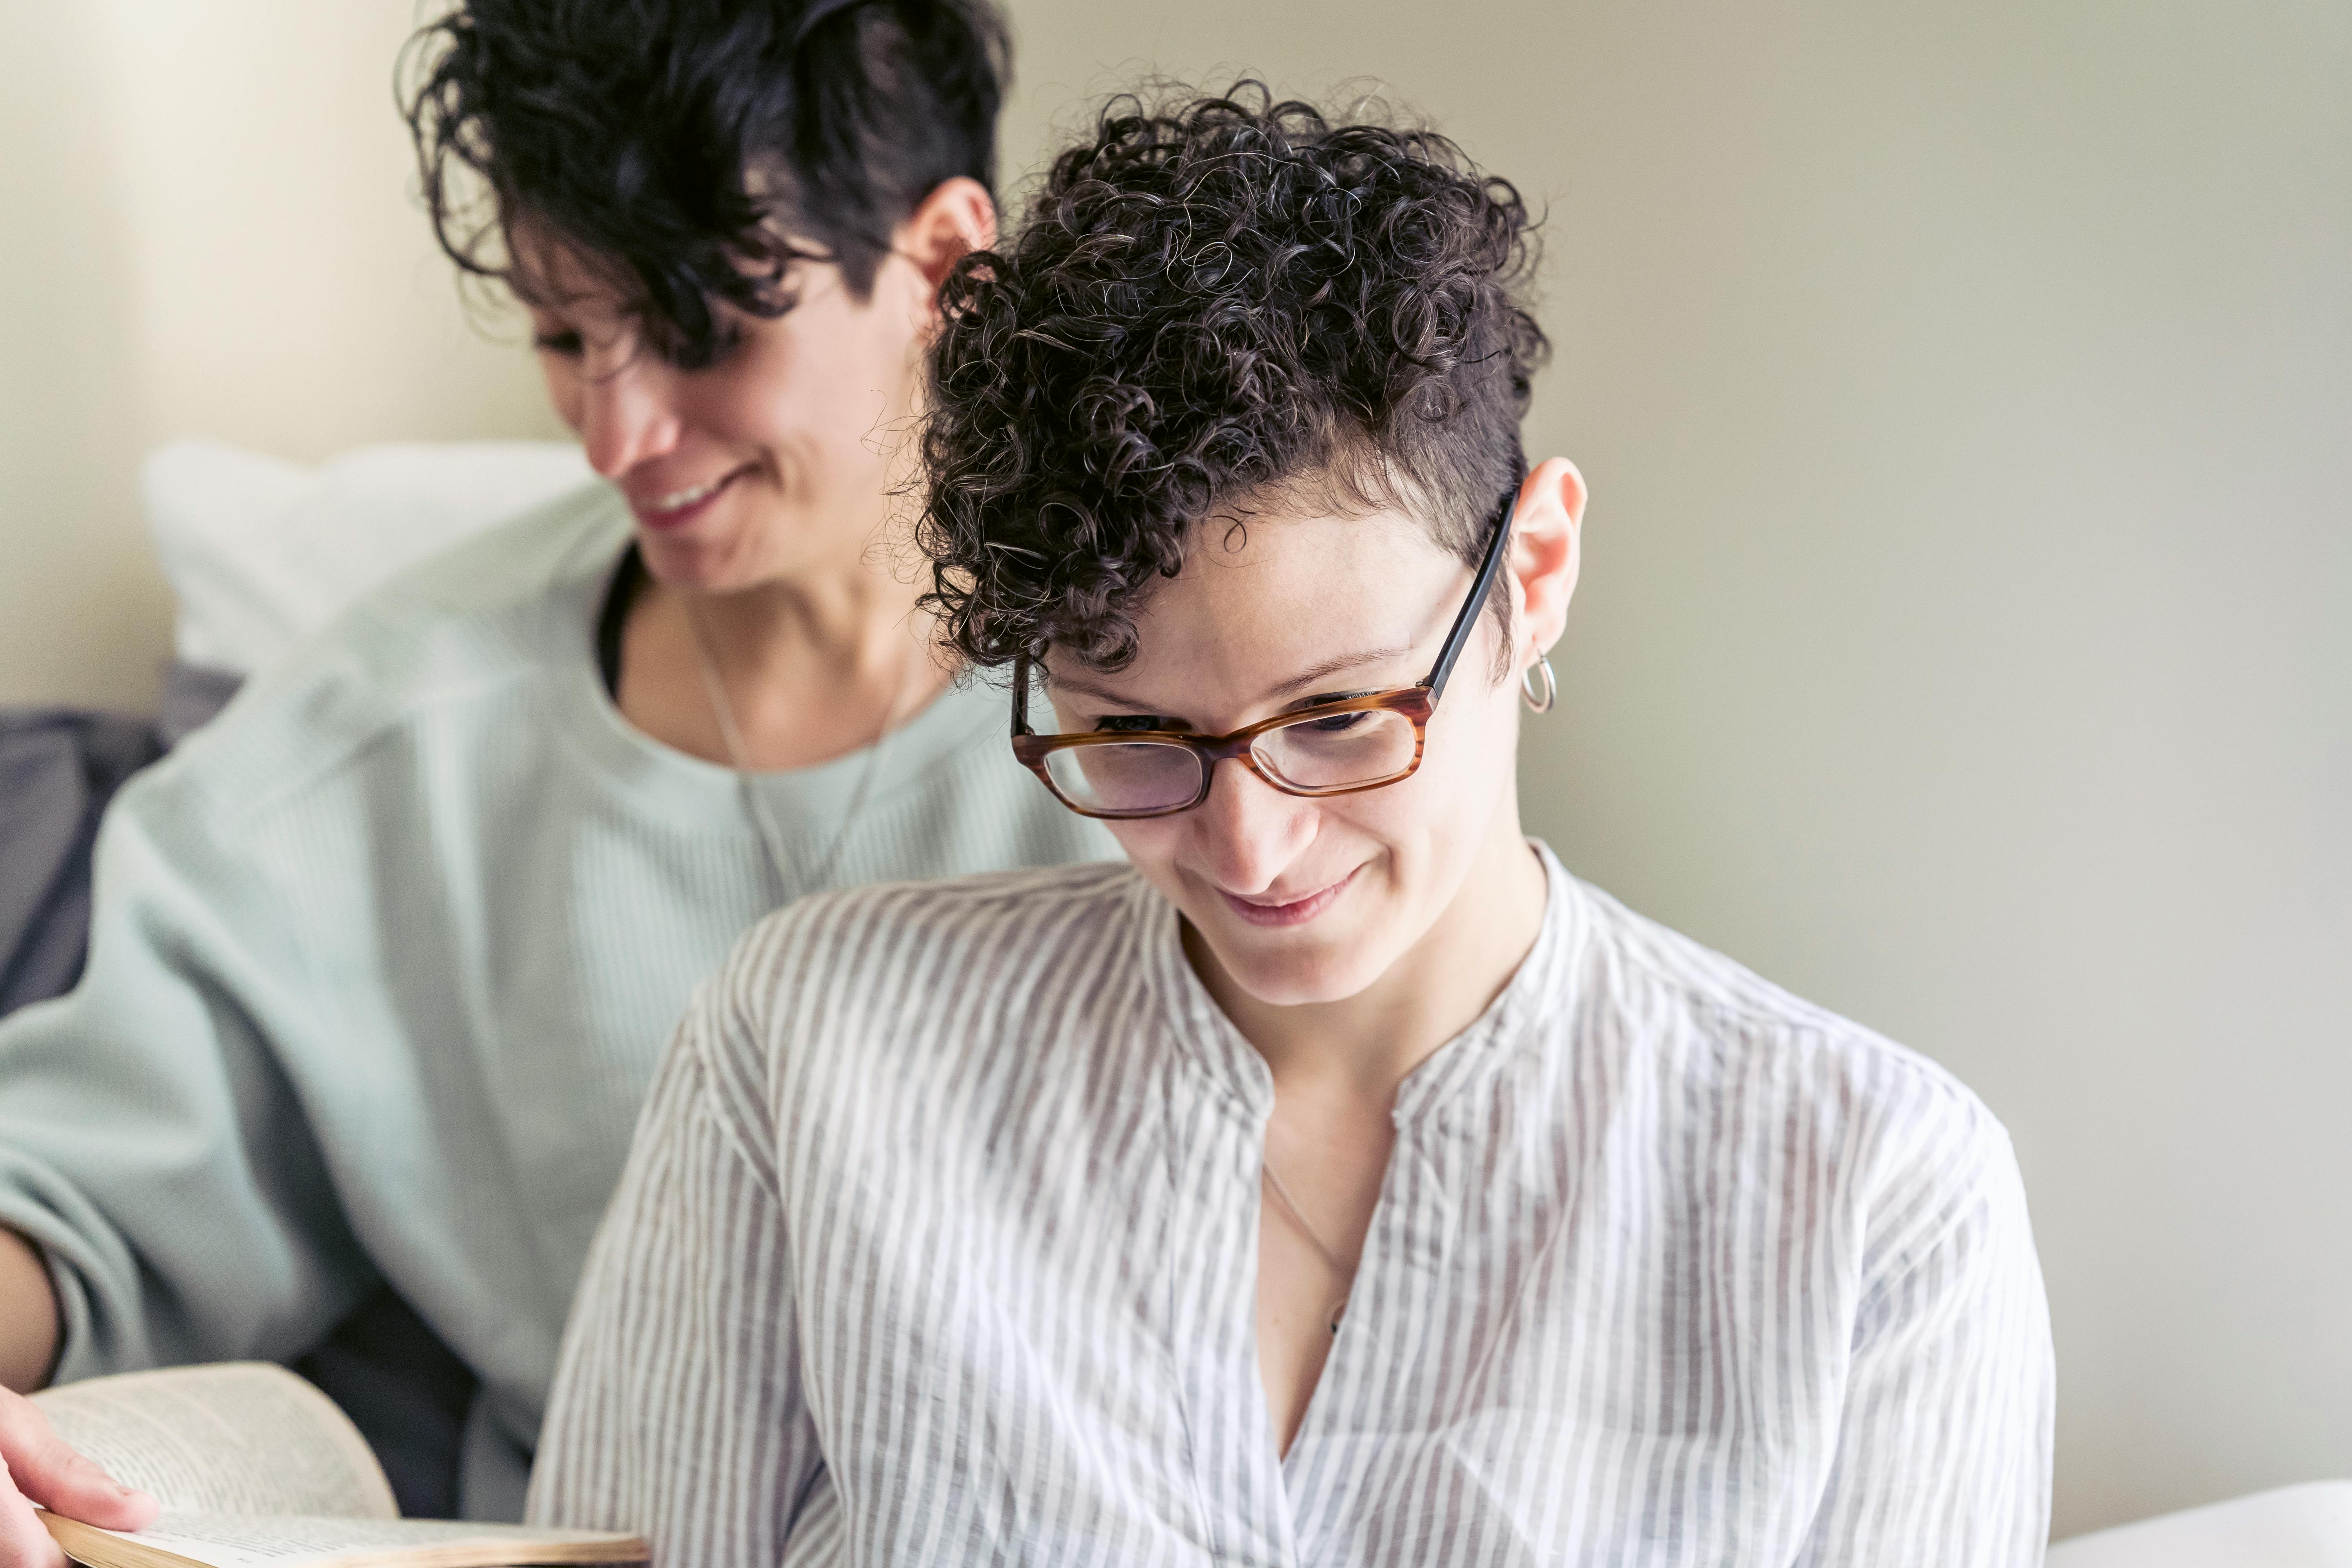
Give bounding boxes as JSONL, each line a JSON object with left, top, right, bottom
{"left": 1423, "top": 488, "right": 1521, "bottom": 705}
{"left": 1013, "top": 484, "right": 1519, "bottom": 730}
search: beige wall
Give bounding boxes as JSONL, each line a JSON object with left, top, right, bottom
{"left": 2, "top": 0, "right": 2347, "bottom": 1539}
{"left": 0, "top": 0, "right": 561, "bottom": 708}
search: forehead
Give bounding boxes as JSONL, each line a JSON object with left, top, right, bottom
{"left": 1056, "top": 505, "right": 1461, "bottom": 698}
{"left": 504, "top": 219, "right": 632, "bottom": 317}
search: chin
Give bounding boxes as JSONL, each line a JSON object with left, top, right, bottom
{"left": 636, "top": 528, "right": 771, "bottom": 594}
{"left": 1196, "top": 916, "right": 1401, "bottom": 1009}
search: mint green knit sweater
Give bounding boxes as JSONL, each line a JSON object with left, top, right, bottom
{"left": 0, "top": 483, "right": 1115, "bottom": 1515}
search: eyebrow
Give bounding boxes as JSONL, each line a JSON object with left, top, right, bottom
{"left": 1045, "top": 643, "right": 1418, "bottom": 715}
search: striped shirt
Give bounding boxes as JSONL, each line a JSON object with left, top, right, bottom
{"left": 530, "top": 847, "right": 2053, "bottom": 1565}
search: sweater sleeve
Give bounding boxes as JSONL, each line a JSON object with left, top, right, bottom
{"left": 1793, "top": 1109, "right": 2056, "bottom": 1567}
{"left": 0, "top": 762, "right": 375, "bottom": 1380}
{"left": 525, "top": 971, "right": 818, "bottom": 1567}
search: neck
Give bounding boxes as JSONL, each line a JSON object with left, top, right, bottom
{"left": 1194, "top": 797, "right": 1550, "bottom": 1102}
{"left": 619, "top": 545, "right": 953, "bottom": 773}
{"left": 680, "top": 556, "right": 932, "bottom": 688}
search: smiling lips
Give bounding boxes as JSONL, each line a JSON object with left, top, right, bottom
{"left": 631, "top": 465, "right": 749, "bottom": 531}
{"left": 1218, "top": 867, "right": 1358, "bottom": 928}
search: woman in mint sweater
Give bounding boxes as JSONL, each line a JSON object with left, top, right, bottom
{"left": 0, "top": 0, "right": 1109, "bottom": 1553}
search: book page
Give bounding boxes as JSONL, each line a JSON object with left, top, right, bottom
{"left": 45, "top": 1511, "right": 646, "bottom": 1568}
{"left": 32, "top": 1365, "right": 397, "bottom": 1520}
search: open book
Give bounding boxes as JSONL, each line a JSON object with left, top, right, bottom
{"left": 29, "top": 1365, "right": 645, "bottom": 1568}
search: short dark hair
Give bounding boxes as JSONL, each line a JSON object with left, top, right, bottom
{"left": 403, "top": 0, "right": 1012, "bottom": 368}
{"left": 918, "top": 83, "right": 1549, "bottom": 673}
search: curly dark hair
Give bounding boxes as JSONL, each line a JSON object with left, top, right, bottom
{"left": 918, "top": 83, "right": 1549, "bottom": 673}
{"left": 402, "top": 0, "right": 1010, "bottom": 368}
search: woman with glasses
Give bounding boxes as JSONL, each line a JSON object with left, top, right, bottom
{"left": 528, "top": 87, "right": 2054, "bottom": 1566}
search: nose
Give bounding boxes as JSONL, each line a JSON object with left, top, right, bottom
{"left": 575, "top": 361, "right": 682, "bottom": 479}
{"left": 1190, "top": 754, "right": 1316, "bottom": 895}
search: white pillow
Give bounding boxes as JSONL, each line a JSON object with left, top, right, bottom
{"left": 2048, "top": 1481, "right": 2352, "bottom": 1568}
{"left": 144, "top": 439, "right": 597, "bottom": 676}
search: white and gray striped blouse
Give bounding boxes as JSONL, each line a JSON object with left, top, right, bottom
{"left": 529, "top": 846, "right": 2053, "bottom": 1566}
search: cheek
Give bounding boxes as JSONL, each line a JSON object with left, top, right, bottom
{"left": 713, "top": 321, "right": 915, "bottom": 455}
{"left": 1363, "top": 682, "right": 1521, "bottom": 853}
{"left": 1301, "top": 789, "right": 1441, "bottom": 891}
{"left": 690, "top": 351, "right": 802, "bottom": 446}
{"left": 1103, "top": 817, "right": 1182, "bottom": 877}
{"left": 539, "top": 358, "right": 586, "bottom": 433}
{"left": 1430, "top": 639, "right": 1524, "bottom": 765}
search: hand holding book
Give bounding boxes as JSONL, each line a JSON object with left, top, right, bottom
{"left": 0, "top": 1382, "right": 158, "bottom": 1568}
{"left": 14, "top": 1367, "right": 642, "bottom": 1568}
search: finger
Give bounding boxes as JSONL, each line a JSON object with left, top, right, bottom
{"left": 0, "top": 1457, "right": 67, "bottom": 1568}
{"left": 0, "top": 1399, "right": 156, "bottom": 1535}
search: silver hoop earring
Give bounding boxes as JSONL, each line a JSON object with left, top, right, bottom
{"left": 1521, "top": 653, "right": 1557, "bottom": 714}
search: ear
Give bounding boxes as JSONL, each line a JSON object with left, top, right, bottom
{"left": 1507, "top": 456, "right": 1586, "bottom": 671}
{"left": 897, "top": 176, "right": 998, "bottom": 301}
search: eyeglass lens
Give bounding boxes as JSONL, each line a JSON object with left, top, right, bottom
{"left": 1039, "top": 707, "right": 1421, "bottom": 815}
{"left": 1042, "top": 742, "right": 1205, "bottom": 815}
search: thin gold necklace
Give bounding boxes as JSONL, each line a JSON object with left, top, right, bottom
{"left": 682, "top": 597, "right": 918, "bottom": 895}
{"left": 1261, "top": 1160, "right": 1356, "bottom": 1336}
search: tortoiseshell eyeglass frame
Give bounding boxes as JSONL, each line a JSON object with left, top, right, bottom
{"left": 1009, "top": 486, "right": 1521, "bottom": 820}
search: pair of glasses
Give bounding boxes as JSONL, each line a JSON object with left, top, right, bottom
{"left": 1010, "top": 486, "right": 1520, "bottom": 820}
